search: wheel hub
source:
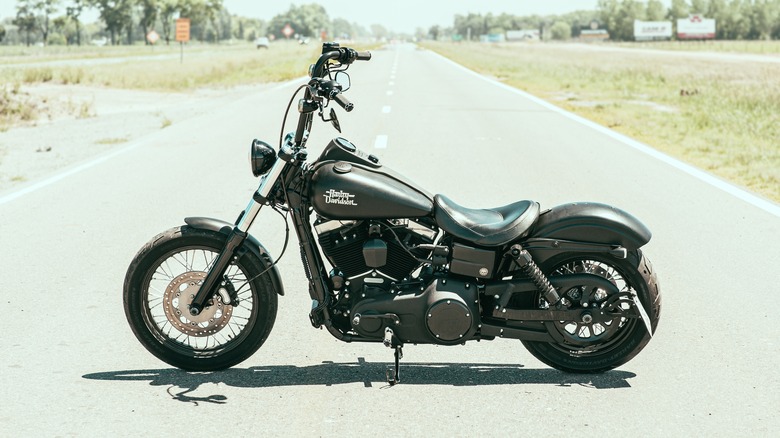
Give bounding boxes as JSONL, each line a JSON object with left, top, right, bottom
{"left": 162, "top": 271, "right": 233, "bottom": 337}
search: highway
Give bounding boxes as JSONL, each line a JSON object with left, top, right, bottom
{"left": 0, "top": 43, "right": 777, "bottom": 436}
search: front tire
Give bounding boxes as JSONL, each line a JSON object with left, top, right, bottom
{"left": 522, "top": 250, "right": 660, "bottom": 373}
{"left": 123, "top": 226, "right": 278, "bottom": 371}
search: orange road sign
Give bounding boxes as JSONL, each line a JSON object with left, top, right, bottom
{"left": 175, "top": 18, "right": 190, "bottom": 42}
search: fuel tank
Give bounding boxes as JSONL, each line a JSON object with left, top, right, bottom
{"left": 309, "top": 138, "right": 433, "bottom": 219}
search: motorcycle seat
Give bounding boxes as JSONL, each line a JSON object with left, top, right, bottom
{"left": 433, "top": 195, "right": 540, "bottom": 247}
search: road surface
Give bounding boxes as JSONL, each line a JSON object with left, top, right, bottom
{"left": 0, "top": 43, "right": 777, "bottom": 436}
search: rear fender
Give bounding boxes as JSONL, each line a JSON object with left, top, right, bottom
{"left": 526, "top": 203, "right": 651, "bottom": 266}
{"left": 184, "top": 217, "right": 285, "bottom": 296}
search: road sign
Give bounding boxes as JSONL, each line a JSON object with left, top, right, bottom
{"left": 282, "top": 23, "right": 294, "bottom": 38}
{"left": 175, "top": 18, "right": 190, "bottom": 42}
{"left": 146, "top": 30, "right": 159, "bottom": 44}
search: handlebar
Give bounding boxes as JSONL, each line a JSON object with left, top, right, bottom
{"left": 311, "top": 43, "right": 371, "bottom": 79}
{"left": 334, "top": 93, "right": 354, "bottom": 112}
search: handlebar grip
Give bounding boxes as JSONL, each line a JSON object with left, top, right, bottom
{"left": 356, "top": 51, "right": 372, "bottom": 61}
{"left": 334, "top": 93, "right": 354, "bottom": 112}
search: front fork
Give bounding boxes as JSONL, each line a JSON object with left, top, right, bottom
{"left": 188, "top": 149, "right": 291, "bottom": 316}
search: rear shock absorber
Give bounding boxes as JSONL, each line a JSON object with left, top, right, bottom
{"left": 509, "top": 244, "right": 561, "bottom": 305}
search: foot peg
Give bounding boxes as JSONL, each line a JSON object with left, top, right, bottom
{"left": 383, "top": 327, "right": 403, "bottom": 386}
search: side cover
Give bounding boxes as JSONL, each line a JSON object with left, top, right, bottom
{"left": 183, "top": 217, "right": 285, "bottom": 296}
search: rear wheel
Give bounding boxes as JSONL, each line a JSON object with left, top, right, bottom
{"left": 123, "top": 226, "right": 278, "bottom": 371}
{"left": 522, "top": 250, "right": 660, "bottom": 373}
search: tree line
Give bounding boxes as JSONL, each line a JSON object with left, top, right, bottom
{"left": 439, "top": 0, "right": 780, "bottom": 41}
{"left": 1, "top": 1, "right": 373, "bottom": 46}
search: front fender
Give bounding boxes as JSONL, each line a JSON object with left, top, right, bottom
{"left": 184, "top": 217, "right": 285, "bottom": 296}
{"left": 530, "top": 202, "right": 651, "bottom": 250}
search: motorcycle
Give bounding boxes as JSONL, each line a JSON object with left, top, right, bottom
{"left": 124, "top": 43, "right": 660, "bottom": 384}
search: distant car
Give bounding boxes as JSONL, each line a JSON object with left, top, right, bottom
{"left": 255, "top": 37, "right": 269, "bottom": 49}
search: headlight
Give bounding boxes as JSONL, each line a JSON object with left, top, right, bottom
{"left": 249, "top": 139, "right": 277, "bottom": 177}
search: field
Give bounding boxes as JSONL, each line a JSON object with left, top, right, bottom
{"left": 423, "top": 41, "right": 780, "bottom": 202}
{"left": 0, "top": 41, "right": 322, "bottom": 90}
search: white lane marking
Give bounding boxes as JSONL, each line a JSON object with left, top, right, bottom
{"left": 0, "top": 76, "right": 309, "bottom": 207}
{"left": 374, "top": 135, "right": 388, "bottom": 149}
{"left": 389, "top": 81, "right": 395, "bottom": 87}
{"left": 386, "top": 90, "right": 394, "bottom": 96}
{"left": 0, "top": 140, "right": 148, "bottom": 206}
{"left": 382, "top": 106, "right": 392, "bottom": 114}
{"left": 428, "top": 50, "right": 780, "bottom": 218}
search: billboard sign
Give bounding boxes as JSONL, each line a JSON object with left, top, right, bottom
{"left": 677, "top": 15, "right": 716, "bottom": 39}
{"left": 634, "top": 20, "right": 672, "bottom": 41}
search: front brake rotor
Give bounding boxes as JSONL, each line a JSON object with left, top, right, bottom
{"left": 162, "top": 271, "right": 233, "bottom": 337}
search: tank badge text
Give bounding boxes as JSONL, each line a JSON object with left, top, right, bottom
{"left": 324, "top": 189, "right": 358, "bottom": 206}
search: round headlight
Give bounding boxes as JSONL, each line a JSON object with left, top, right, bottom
{"left": 250, "top": 139, "right": 277, "bottom": 177}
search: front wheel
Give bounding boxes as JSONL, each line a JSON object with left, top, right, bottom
{"left": 123, "top": 226, "right": 278, "bottom": 371}
{"left": 522, "top": 250, "right": 661, "bottom": 373}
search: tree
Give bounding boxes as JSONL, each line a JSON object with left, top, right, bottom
{"left": 597, "top": 0, "right": 620, "bottom": 38}
{"left": 690, "top": 0, "right": 710, "bottom": 14}
{"left": 66, "top": 0, "right": 86, "bottom": 45}
{"left": 36, "top": 0, "right": 60, "bottom": 45}
{"left": 428, "top": 24, "right": 440, "bottom": 40}
{"left": 137, "top": 0, "right": 158, "bottom": 44}
{"left": 14, "top": 0, "right": 38, "bottom": 46}
{"left": 751, "top": 0, "right": 780, "bottom": 39}
{"left": 331, "top": 17, "right": 353, "bottom": 39}
{"left": 646, "top": 0, "right": 666, "bottom": 21}
{"left": 89, "top": 0, "right": 134, "bottom": 44}
{"left": 549, "top": 21, "right": 572, "bottom": 40}
{"left": 668, "top": 0, "right": 690, "bottom": 19}
{"left": 268, "top": 3, "right": 329, "bottom": 39}
{"left": 158, "top": 0, "right": 176, "bottom": 44}
{"left": 370, "top": 23, "right": 387, "bottom": 40}
{"left": 0, "top": 25, "right": 6, "bottom": 43}
{"left": 611, "top": 0, "right": 646, "bottom": 41}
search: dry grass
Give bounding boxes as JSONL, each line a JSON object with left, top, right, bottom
{"left": 424, "top": 41, "right": 780, "bottom": 202}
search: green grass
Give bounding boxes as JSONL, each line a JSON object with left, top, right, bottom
{"left": 613, "top": 40, "right": 780, "bottom": 55}
{"left": 0, "top": 42, "right": 322, "bottom": 92}
{"left": 423, "top": 41, "right": 780, "bottom": 202}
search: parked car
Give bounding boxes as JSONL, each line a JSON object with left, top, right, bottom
{"left": 255, "top": 37, "right": 269, "bottom": 49}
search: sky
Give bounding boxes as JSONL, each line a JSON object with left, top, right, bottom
{"left": 222, "top": 0, "right": 603, "bottom": 34}
{"left": 0, "top": 1, "right": 607, "bottom": 34}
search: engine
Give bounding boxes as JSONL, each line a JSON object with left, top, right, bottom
{"left": 314, "top": 217, "right": 481, "bottom": 344}
{"left": 315, "top": 217, "right": 435, "bottom": 290}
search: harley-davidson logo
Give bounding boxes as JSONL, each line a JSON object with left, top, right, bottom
{"left": 324, "top": 189, "right": 358, "bottom": 206}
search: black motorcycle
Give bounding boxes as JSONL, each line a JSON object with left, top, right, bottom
{"left": 124, "top": 43, "right": 660, "bottom": 384}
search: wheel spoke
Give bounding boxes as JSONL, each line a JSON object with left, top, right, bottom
{"left": 139, "top": 244, "right": 257, "bottom": 355}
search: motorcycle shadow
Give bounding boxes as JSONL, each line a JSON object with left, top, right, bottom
{"left": 84, "top": 358, "right": 636, "bottom": 403}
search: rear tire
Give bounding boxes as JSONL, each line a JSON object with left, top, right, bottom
{"left": 522, "top": 250, "right": 660, "bottom": 373}
{"left": 123, "top": 226, "right": 278, "bottom": 371}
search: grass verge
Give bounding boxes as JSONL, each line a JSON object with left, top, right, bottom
{"left": 423, "top": 41, "right": 780, "bottom": 202}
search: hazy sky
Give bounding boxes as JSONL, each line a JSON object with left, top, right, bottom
{"left": 222, "top": 0, "right": 603, "bottom": 33}
{"left": 1, "top": 1, "right": 606, "bottom": 34}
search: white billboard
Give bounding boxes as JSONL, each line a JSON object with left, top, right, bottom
{"left": 634, "top": 20, "right": 673, "bottom": 41}
{"left": 677, "top": 15, "right": 716, "bottom": 39}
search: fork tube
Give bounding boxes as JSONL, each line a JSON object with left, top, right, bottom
{"left": 190, "top": 158, "right": 289, "bottom": 315}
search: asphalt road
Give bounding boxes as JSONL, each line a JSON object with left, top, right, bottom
{"left": 1, "top": 43, "right": 778, "bottom": 437}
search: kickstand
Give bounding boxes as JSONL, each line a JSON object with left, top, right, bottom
{"left": 386, "top": 346, "right": 403, "bottom": 386}
{"left": 383, "top": 327, "right": 403, "bottom": 386}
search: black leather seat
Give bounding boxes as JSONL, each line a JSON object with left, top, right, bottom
{"left": 433, "top": 195, "right": 540, "bottom": 246}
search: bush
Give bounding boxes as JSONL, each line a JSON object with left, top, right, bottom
{"left": 549, "top": 21, "right": 572, "bottom": 41}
